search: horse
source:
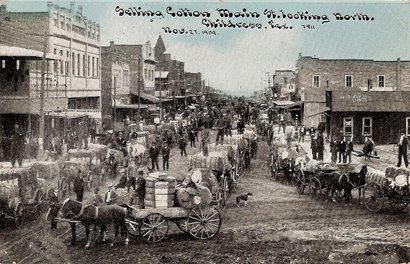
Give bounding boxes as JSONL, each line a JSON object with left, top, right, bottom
{"left": 47, "top": 198, "right": 129, "bottom": 248}
{"left": 338, "top": 165, "right": 368, "bottom": 204}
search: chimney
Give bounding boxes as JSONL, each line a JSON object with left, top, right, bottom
{"left": 396, "top": 58, "right": 401, "bottom": 90}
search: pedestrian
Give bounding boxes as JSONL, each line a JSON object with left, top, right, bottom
{"left": 316, "top": 132, "right": 324, "bottom": 161}
{"left": 311, "top": 133, "right": 318, "bottom": 160}
{"left": 244, "top": 147, "right": 251, "bottom": 171}
{"left": 279, "top": 113, "right": 285, "bottom": 133}
{"left": 397, "top": 131, "right": 409, "bottom": 168}
{"left": 73, "top": 169, "right": 85, "bottom": 202}
{"left": 130, "top": 169, "right": 145, "bottom": 209}
{"left": 285, "top": 121, "right": 295, "bottom": 149}
{"left": 201, "top": 125, "right": 211, "bottom": 156}
{"left": 345, "top": 136, "right": 353, "bottom": 164}
{"left": 237, "top": 118, "right": 245, "bottom": 134}
{"left": 107, "top": 152, "right": 118, "bottom": 180}
{"left": 215, "top": 116, "right": 225, "bottom": 145}
{"left": 161, "top": 143, "right": 170, "bottom": 170}
{"left": 338, "top": 137, "right": 346, "bottom": 163}
{"left": 298, "top": 126, "right": 305, "bottom": 143}
{"left": 10, "top": 124, "right": 25, "bottom": 168}
{"left": 127, "top": 159, "right": 138, "bottom": 192}
{"left": 188, "top": 127, "right": 196, "bottom": 148}
{"left": 149, "top": 142, "right": 160, "bottom": 170}
{"left": 90, "top": 120, "right": 97, "bottom": 144}
{"left": 178, "top": 134, "right": 187, "bottom": 156}
{"left": 330, "top": 139, "right": 338, "bottom": 164}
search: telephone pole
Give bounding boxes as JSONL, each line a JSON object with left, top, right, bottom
{"left": 37, "top": 35, "right": 48, "bottom": 159}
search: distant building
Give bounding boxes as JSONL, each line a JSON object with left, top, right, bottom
{"left": 154, "top": 35, "right": 185, "bottom": 97}
{"left": 272, "top": 70, "right": 296, "bottom": 99}
{"left": 297, "top": 56, "right": 410, "bottom": 130}
{"left": 184, "top": 72, "right": 202, "bottom": 95}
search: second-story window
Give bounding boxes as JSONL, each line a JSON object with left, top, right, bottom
{"left": 92, "top": 57, "right": 95, "bottom": 77}
{"left": 83, "top": 55, "right": 86, "bottom": 76}
{"left": 72, "top": 52, "right": 75, "bottom": 75}
{"left": 96, "top": 58, "right": 99, "bottom": 77}
{"left": 88, "top": 56, "right": 90, "bottom": 76}
{"left": 77, "top": 53, "right": 80, "bottom": 76}
{"left": 377, "top": 75, "right": 385, "bottom": 87}
{"left": 345, "top": 75, "right": 353, "bottom": 87}
{"left": 313, "top": 75, "right": 320, "bottom": 87}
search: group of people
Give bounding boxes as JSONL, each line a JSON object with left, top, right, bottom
{"left": 330, "top": 137, "right": 354, "bottom": 164}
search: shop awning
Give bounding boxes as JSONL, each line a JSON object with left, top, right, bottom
{"left": 139, "top": 93, "right": 160, "bottom": 103}
{"left": 116, "top": 104, "right": 148, "bottom": 109}
{"left": 46, "top": 111, "right": 88, "bottom": 119}
{"left": 305, "top": 106, "right": 331, "bottom": 117}
{"left": 284, "top": 101, "right": 303, "bottom": 109}
{"left": 0, "top": 45, "right": 59, "bottom": 60}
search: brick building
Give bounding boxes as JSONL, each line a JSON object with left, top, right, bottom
{"left": 101, "top": 46, "right": 131, "bottom": 129}
{"left": 154, "top": 35, "right": 185, "bottom": 97}
{"left": 297, "top": 56, "right": 410, "bottom": 130}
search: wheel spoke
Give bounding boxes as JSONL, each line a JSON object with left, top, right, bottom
{"left": 188, "top": 215, "right": 202, "bottom": 222}
{"left": 204, "top": 212, "right": 218, "bottom": 222}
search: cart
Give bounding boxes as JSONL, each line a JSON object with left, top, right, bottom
{"left": 363, "top": 167, "right": 410, "bottom": 213}
{"left": 125, "top": 204, "right": 222, "bottom": 243}
{"left": 189, "top": 152, "right": 232, "bottom": 207}
{"left": 269, "top": 145, "right": 299, "bottom": 183}
{"left": 0, "top": 168, "right": 45, "bottom": 227}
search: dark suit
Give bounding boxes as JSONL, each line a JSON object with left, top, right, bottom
{"left": 397, "top": 135, "right": 409, "bottom": 167}
{"left": 338, "top": 140, "right": 346, "bottom": 163}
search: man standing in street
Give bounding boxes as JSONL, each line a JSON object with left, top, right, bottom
{"left": 345, "top": 136, "right": 354, "bottom": 164}
{"left": 215, "top": 115, "right": 225, "bottom": 145}
{"left": 149, "top": 142, "right": 160, "bottom": 170}
{"left": 316, "top": 132, "right": 324, "bottom": 161}
{"left": 285, "top": 121, "right": 295, "bottom": 149}
{"left": 10, "top": 124, "right": 25, "bottom": 168}
{"left": 73, "top": 169, "right": 85, "bottom": 202}
{"left": 397, "top": 131, "right": 409, "bottom": 168}
{"left": 161, "top": 143, "right": 170, "bottom": 170}
{"left": 338, "top": 138, "right": 346, "bottom": 163}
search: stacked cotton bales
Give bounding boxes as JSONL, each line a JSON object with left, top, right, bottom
{"left": 144, "top": 172, "right": 176, "bottom": 209}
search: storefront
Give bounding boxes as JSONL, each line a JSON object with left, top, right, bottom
{"left": 327, "top": 90, "right": 410, "bottom": 144}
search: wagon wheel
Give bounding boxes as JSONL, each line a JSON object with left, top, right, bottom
{"left": 140, "top": 213, "right": 169, "bottom": 243}
{"left": 389, "top": 199, "right": 408, "bottom": 211}
{"left": 14, "top": 203, "right": 24, "bottom": 228}
{"left": 363, "top": 183, "right": 385, "bottom": 213}
{"left": 295, "top": 170, "right": 305, "bottom": 195}
{"left": 125, "top": 216, "right": 141, "bottom": 237}
{"left": 187, "top": 205, "right": 222, "bottom": 240}
{"left": 175, "top": 219, "right": 189, "bottom": 234}
{"left": 309, "top": 177, "right": 322, "bottom": 199}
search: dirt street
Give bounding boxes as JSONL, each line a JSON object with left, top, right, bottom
{"left": 1, "top": 141, "right": 410, "bottom": 264}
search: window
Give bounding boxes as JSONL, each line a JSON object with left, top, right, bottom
{"left": 54, "top": 48, "right": 57, "bottom": 55}
{"left": 313, "top": 75, "right": 320, "bottom": 87}
{"left": 96, "top": 58, "right": 99, "bottom": 77}
{"left": 60, "top": 60, "right": 64, "bottom": 74}
{"left": 77, "top": 53, "right": 80, "bottom": 76}
{"left": 65, "top": 61, "right": 69, "bottom": 75}
{"left": 1, "top": 60, "right": 5, "bottom": 69}
{"left": 362, "top": 117, "right": 372, "bottom": 136}
{"left": 66, "top": 51, "right": 70, "bottom": 57}
{"left": 72, "top": 52, "right": 75, "bottom": 74}
{"left": 368, "top": 79, "right": 372, "bottom": 90}
{"left": 16, "top": 60, "right": 20, "bottom": 70}
{"left": 144, "top": 69, "right": 148, "bottom": 80}
{"left": 54, "top": 61, "right": 58, "bottom": 73}
{"left": 343, "top": 117, "right": 353, "bottom": 136}
{"left": 92, "top": 57, "right": 95, "bottom": 77}
{"left": 83, "top": 55, "right": 86, "bottom": 76}
{"left": 123, "top": 70, "right": 129, "bottom": 86}
{"left": 319, "top": 113, "right": 326, "bottom": 123}
{"left": 345, "top": 75, "right": 353, "bottom": 87}
{"left": 87, "top": 55, "right": 90, "bottom": 76}
{"left": 377, "top": 75, "right": 385, "bottom": 87}
{"left": 407, "top": 117, "right": 410, "bottom": 136}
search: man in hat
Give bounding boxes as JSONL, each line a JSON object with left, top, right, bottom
{"left": 107, "top": 152, "right": 118, "bottom": 180}
{"left": 10, "top": 124, "right": 25, "bottom": 168}
{"left": 130, "top": 169, "right": 145, "bottom": 209}
{"left": 73, "top": 169, "right": 85, "bottom": 202}
{"left": 127, "top": 158, "right": 138, "bottom": 192}
{"left": 161, "top": 143, "right": 170, "bottom": 171}
{"left": 105, "top": 183, "right": 118, "bottom": 205}
{"left": 149, "top": 142, "right": 160, "bottom": 170}
{"left": 397, "top": 131, "right": 409, "bottom": 168}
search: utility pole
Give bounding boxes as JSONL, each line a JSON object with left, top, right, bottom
{"left": 113, "top": 75, "right": 117, "bottom": 126}
{"left": 37, "top": 35, "right": 48, "bottom": 159}
{"left": 159, "top": 71, "right": 162, "bottom": 120}
{"left": 137, "top": 58, "right": 141, "bottom": 119}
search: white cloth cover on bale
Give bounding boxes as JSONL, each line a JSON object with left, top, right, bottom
{"left": 366, "top": 169, "right": 386, "bottom": 187}
{"left": 185, "top": 168, "right": 219, "bottom": 195}
{"left": 304, "top": 160, "right": 320, "bottom": 173}
{"left": 189, "top": 153, "right": 226, "bottom": 172}
{"left": 176, "top": 184, "right": 212, "bottom": 209}
{"left": 144, "top": 173, "right": 176, "bottom": 208}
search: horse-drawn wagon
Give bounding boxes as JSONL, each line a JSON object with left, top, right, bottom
{"left": 363, "top": 166, "right": 410, "bottom": 212}
{"left": 269, "top": 140, "right": 301, "bottom": 183}
{"left": 124, "top": 171, "right": 222, "bottom": 243}
{"left": 188, "top": 152, "right": 234, "bottom": 207}
{"left": 0, "top": 168, "right": 45, "bottom": 227}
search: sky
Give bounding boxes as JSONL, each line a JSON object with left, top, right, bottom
{"left": 4, "top": 0, "right": 410, "bottom": 96}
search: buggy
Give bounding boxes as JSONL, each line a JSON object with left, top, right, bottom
{"left": 0, "top": 168, "right": 45, "bottom": 227}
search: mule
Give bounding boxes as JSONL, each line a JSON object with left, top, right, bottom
{"left": 339, "top": 165, "right": 368, "bottom": 204}
{"left": 47, "top": 199, "right": 129, "bottom": 248}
